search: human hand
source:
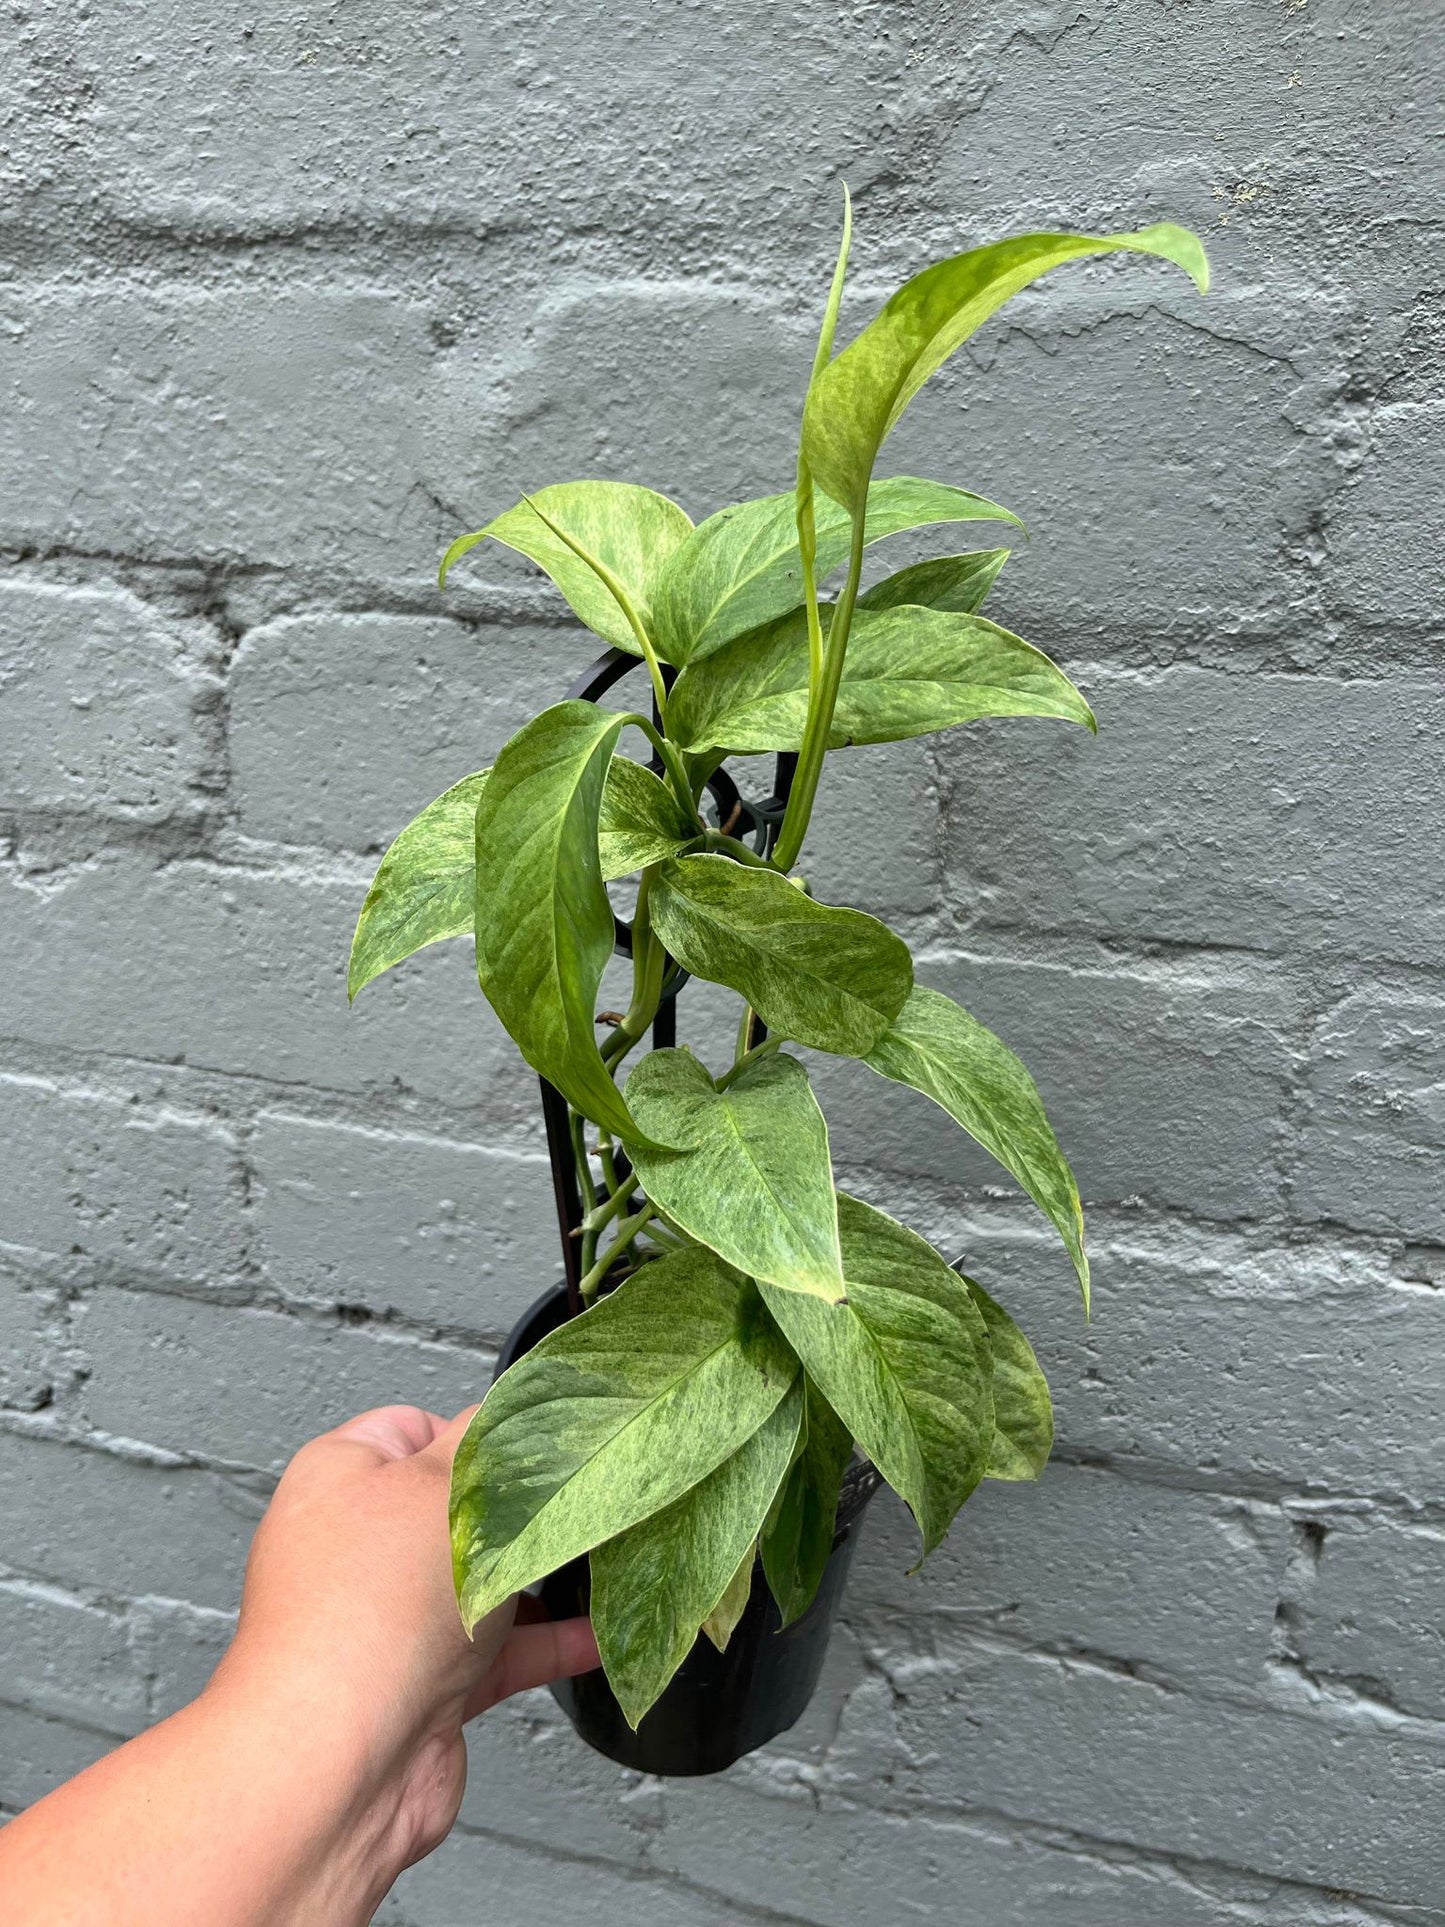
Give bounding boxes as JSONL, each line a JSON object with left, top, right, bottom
{"left": 209, "top": 1403, "right": 599, "bottom": 1878}
{"left": 0, "top": 1403, "right": 598, "bottom": 1927}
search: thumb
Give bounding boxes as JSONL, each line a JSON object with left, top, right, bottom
{"left": 420, "top": 1403, "right": 483, "bottom": 1469}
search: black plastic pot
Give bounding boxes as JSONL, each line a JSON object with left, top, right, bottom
{"left": 495, "top": 1283, "right": 881, "bottom": 1777}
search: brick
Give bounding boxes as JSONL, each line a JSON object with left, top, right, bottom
{"left": 1295, "top": 990, "right": 1445, "bottom": 1243}
{"left": 931, "top": 1213, "right": 1445, "bottom": 1503}
{"left": 936, "top": 667, "right": 1445, "bottom": 968}
{"left": 929, "top": 0, "right": 1437, "bottom": 245}
{"left": 228, "top": 614, "right": 567, "bottom": 852}
{"left": 0, "top": 280, "right": 458, "bottom": 581}
{"left": 0, "top": 1704, "right": 112, "bottom": 1814}
{"left": 1332, "top": 403, "right": 1445, "bottom": 628}
{"left": 821, "top": 1643, "right": 1445, "bottom": 1909}
{"left": 850, "top": 1467, "right": 1287, "bottom": 1697}
{"left": 0, "top": 1269, "right": 62, "bottom": 1412}
{"left": 0, "top": 1430, "right": 262, "bottom": 1611}
{"left": 389, "top": 1825, "right": 750, "bottom": 1927}
{"left": 811, "top": 948, "right": 1299, "bottom": 1225}
{"left": 801, "top": 738, "right": 939, "bottom": 918}
{"left": 0, "top": 1579, "right": 145, "bottom": 1737}
{"left": 252, "top": 1111, "right": 559, "bottom": 1333}
{"left": 0, "top": 1073, "right": 247, "bottom": 1283}
{"left": 888, "top": 292, "right": 1339, "bottom": 638}
{"left": 651, "top": 1779, "right": 1350, "bottom": 1927}
{"left": 0, "top": 277, "right": 807, "bottom": 583}
{"left": 2, "top": 5, "right": 912, "bottom": 264}
{"left": 0, "top": 850, "right": 528, "bottom": 1112}
{"left": 455, "top": 1693, "right": 660, "bottom": 1869}
{"left": 76, "top": 1286, "right": 493, "bottom": 1470}
{"left": 0, "top": 581, "right": 215, "bottom": 822}
{"left": 1289, "top": 1514, "right": 1445, "bottom": 1726}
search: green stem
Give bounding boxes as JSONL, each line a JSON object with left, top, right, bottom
{"left": 717, "top": 1036, "right": 781, "bottom": 1090}
{"left": 600, "top": 870, "right": 667, "bottom": 1074}
{"left": 630, "top": 714, "right": 699, "bottom": 824}
{"left": 772, "top": 506, "right": 867, "bottom": 872}
{"left": 582, "top": 1171, "right": 637, "bottom": 1237}
{"left": 702, "top": 830, "right": 779, "bottom": 871}
{"left": 578, "top": 1204, "right": 656, "bottom": 1305}
{"left": 569, "top": 1106, "right": 597, "bottom": 1214}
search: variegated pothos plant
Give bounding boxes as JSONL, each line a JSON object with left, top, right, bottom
{"left": 348, "top": 201, "right": 1208, "bottom": 1728}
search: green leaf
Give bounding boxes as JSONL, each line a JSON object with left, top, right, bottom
{"left": 701, "top": 1545, "right": 757, "bottom": 1654}
{"left": 624, "top": 1048, "right": 845, "bottom": 1302}
{"left": 450, "top": 1247, "right": 797, "bottom": 1631}
{"left": 857, "top": 547, "right": 1010, "bottom": 617}
{"left": 597, "top": 757, "right": 700, "bottom": 882}
{"left": 651, "top": 476, "right": 1021, "bottom": 666}
{"left": 348, "top": 771, "right": 488, "bottom": 1001}
{"left": 439, "top": 480, "right": 693, "bottom": 654}
{"left": 759, "top": 1195, "right": 993, "bottom": 1555}
{"left": 348, "top": 757, "right": 694, "bottom": 988}
{"left": 964, "top": 1278, "right": 1053, "bottom": 1481}
{"left": 803, "top": 223, "right": 1209, "bottom": 512}
{"left": 761, "top": 1379, "right": 852, "bottom": 1627}
{"left": 591, "top": 1379, "right": 801, "bottom": 1724}
{"left": 473, "top": 701, "right": 654, "bottom": 1146}
{"left": 865, "top": 986, "right": 1089, "bottom": 1308}
{"left": 669, "top": 603, "right": 1093, "bottom": 755}
{"left": 650, "top": 854, "right": 912, "bottom": 1055}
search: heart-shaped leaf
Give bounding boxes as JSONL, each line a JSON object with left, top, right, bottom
{"left": 963, "top": 1277, "right": 1052, "bottom": 1481}
{"left": 591, "top": 1379, "right": 803, "bottom": 1727}
{"left": 857, "top": 547, "right": 1009, "bottom": 617}
{"left": 597, "top": 757, "right": 700, "bottom": 882}
{"left": 625, "top": 1048, "right": 845, "bottom": 1302}
{"left": 348, "top": 771, "right": 488, "bottom": 1000}
{"left": 865, "top": 986, "right": 1089, "bottom": 1308}
{"left": 439, "top": 480, "right": 693, "bottom": 654}
{"left": 451, "top": 1248, "right": 798, "bottom": 1629}
{"left": 760, "top": 1379, "right": 853, "bottom": 1627}
{"left": 669, "top": 603, "right": 1093, "bottom": 755}
{"left": 650, "top": 854, "right": 912, "bottom": 1055}
{"left": 651, "top": 476, "right": 1021, "bottom": 666}
{"left": 474, "top": 702, "right": 653, "bottom": 1145}
{"left": 760, "top": 1194, "right": 993, "bottom": 1555}
{"left": 803, "top": 223, "right": 1209, "bottom": 512}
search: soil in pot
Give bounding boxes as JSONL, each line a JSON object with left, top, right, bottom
{"left": 495, "top": 1282, "right": 880, "bottom": 1777}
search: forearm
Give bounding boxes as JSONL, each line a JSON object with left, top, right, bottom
{"left": 0, "top": 1674, "right": 411, "bottom": 1927}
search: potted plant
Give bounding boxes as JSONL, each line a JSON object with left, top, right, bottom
{"left": 347, "top": 200, "right": 1208, "bottom": 1775}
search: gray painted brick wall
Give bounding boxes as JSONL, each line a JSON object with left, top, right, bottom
{"left": 1, "top": 3, "right": 1441, "bottom": 1922}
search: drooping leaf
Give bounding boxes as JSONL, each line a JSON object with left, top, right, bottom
{"left": 625, "top": 1048, "right": 845, "bottom": 1302}
{"left": 651, "top": 476, "right": 1021, "bottom": 666}
{"left": 702, "top": 1545, "right": 758, "bottom": 1654}
{"left": 760, "top": 1195, "right": 993, "bottom": 1555}
{"left": 473, "top": 701, "right": 656, "bottom": 1146}
{"left": 450, "top": 1248, "right": 797, "bottom": 1631}
{"left": 964, "top": 1277, "right": 1053, "bottom": 1480}
{"left": 857, "top": 547, "right": 1010, "bottom": 617}
{"left": 865, "top": 986, "right": 1089, "bottom": 1308}
{"left": 803, "top": 223, "right": 1210, "bottom": 512}
{"left": 590, "top": 1379, "right": 801, "bottom": 1725}
{"left": 348, "top": 771, "right": 488, "bottom": 1000}
{"left": 669, "top": 602, "right": 1093, "bottom": 755}
{"left": 597, "top": 757, "right": 700, "bottom": 881}
{"left": 439, "top": 480, "right": 693, "bottom": 654}
{"left": 348, "top": 757, "right": 695, "bottom": 988}
{"left": 650, "top": 854, "right": 912, "bottom": 1055}
{"left": 761, "top": 1379, "right": 853, "bottom": 1627}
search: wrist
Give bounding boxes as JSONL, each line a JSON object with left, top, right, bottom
{"left": 191, "top": 1662, "right": 424, "bottom": 1924}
